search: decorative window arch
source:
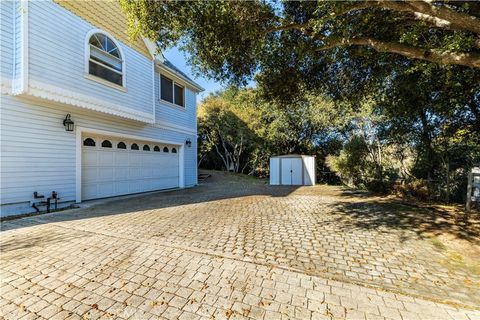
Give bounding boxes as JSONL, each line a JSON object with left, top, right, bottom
{"left": 153, "top": 146, "right": 160, "bottom": 152}
{"left": 83, "top": 138, "right": 96, "bottom": 147}
{"left": 163, "top": 146, "right": 169, "bottom": 153}
{"left": 101, "top": 140, "right": 112, "bottom": 148}
{"left": 131, "top": 143, "right": 139, "bottom": 150}
{"left": 117, "top": 142, "right": 127, "bottom": 149}
{"left": 86, "top": 29, "right": 125, "bottom": 87}
{"left": 171, "top": 148, "right": 177, "bottom": 153}
{"left": 143, "top": 144, "right": 150, "bottom": 151}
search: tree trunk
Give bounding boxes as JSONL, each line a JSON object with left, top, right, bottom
{"left": 419, "top": 111, "right": 435, "bottom": 180}
{"left": 445, "top": 161, "right": 450, "bottom": 203}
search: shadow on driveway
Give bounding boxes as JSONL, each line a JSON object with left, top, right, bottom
{"left": 1, "top": 171, "right": 300, "bottom": 232}
{"left": 330, "top": 196, "right": 480, "bottom": 245}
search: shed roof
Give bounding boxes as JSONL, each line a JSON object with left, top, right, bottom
{"left": 271, "top": 154, "right": 315, "bottom": 158}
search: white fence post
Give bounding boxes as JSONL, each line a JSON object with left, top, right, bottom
{"left": 467, "top": 166, "right": 480, "bottom": 212}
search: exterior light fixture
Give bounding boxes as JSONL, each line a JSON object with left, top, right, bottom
{"left": 185, "top": 138, "right": 192, "bottom": 147}
{"left": 63, "top": 114, "right": 74, "bottom": 132}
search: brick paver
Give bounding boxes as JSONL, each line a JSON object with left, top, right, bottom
{"left": 1, "top": 173, "right": 479, "bottom": 319}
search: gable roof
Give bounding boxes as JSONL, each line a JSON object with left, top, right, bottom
{"left": 53, "top": 0, "right": 151, "bottom": 58}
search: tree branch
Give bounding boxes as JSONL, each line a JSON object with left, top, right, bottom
{"left": 317, "top": 37, "right": 480, "bottom": 68}
{"left": 334, "top": 1, "right": 480, "bottom": 34}
{"left": 407, "top": 0, "right": 480, "bottom": 34}
{"left": 265, "top": 23, "right": 311, "bottom": 34}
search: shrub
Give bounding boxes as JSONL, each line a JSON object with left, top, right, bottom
{"left": 365, "top": 179, "right": 395, "bottom": 194}
{"left": 394, "top": 179, "right": 432, "bottom": 201}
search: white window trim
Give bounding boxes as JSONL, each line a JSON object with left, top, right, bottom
{"left": 84, "top": 29, "right": 126, "bottom": 88}
{"left": 159, "top": 73, "right": 186, "bottom": 109}
{"left": 84, "top": 74, "right": 127, "bottom": 92}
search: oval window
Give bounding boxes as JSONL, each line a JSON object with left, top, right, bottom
{"left": 101, "top": 140, "right": 112, "bottom": 148}
{"left": 171, "top": 148, "right": 177, "bottom": 153}
{"left": 117, "top": 142, "right": 126, "bottom": 149}
{"left": 153, "top": 146, "right": 160, "bottom": 152}
{"left": 143, "top": 144, "right": 150, "bottom": 151}
{"left": 83, "top": 138, "right": 96, "bottom": 146}
{"left": 163, "top": 147, "right": 169, "bottom": 153}
{"left": 131, "top": 143, "right": 139, "bottom": 150}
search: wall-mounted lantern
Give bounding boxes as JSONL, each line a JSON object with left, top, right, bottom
{"left": 63, "top": 114, "right": 74, "bottom": 131}
{"left": 185, "top": 138, "right": 192, "bottom": 148}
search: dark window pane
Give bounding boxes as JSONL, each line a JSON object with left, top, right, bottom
{"left": 163, "top": 147, "right": 169, "bottom": 153}
{"left": 105, "top": 38, "right": 119, "bottom": 57}
{"left": 171, "top": 148, "right": 177, "bottom": 153}
{"left": 154, "top": 146, "right": 160, "bottom": 152}
{"left": 161, "top": 75, "right": 173, "bottom": 103}
{"left": 117, "top": 142, "right": 126, "bottom": 149}
{"left": 89, "top": 34, "right": 102, "bottom": 48}
{"left": 101, "top": 140, "right": 112, "bottom": 148}
{"left": 131, "top": 143, "right": 139, "bottom": 150}
{"left": 89, "top": 61, "right": 122, "bottom": 85}
{"left": 174, "top": 84, "right": 184, "bottom": 107}
{"left": 83, "top": 138, "right": 95, "bottom": 146}
{"left": 143, "top": 145, "right": 150, "bottom": 151}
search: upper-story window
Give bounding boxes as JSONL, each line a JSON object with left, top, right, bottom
{"left": 160, "top": 74, "right": 185, "bottom": 107}
{"left": 88, "top": 32, "right": 124, "bottom": 87}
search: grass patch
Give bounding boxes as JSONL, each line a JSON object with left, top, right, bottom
{"left": 428, "top": 236, "right": 447, "bottom": 251}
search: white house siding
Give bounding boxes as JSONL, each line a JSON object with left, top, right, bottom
{"left": 0, "top": 95, "right": 198, "bottom": 217}
{"left": 27, "top": 1, "right": 153, "bottom": 116}
{"left": 0, "top": 0, "right": 14, "bottom": 82}
{"left": 154, "top": 72, "right": 197, "bottom": 130}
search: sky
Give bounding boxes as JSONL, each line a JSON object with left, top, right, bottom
{"left": 162, "top": 47, "right": 223, "bottom": 101}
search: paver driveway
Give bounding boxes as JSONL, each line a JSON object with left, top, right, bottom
{"left": 1, "top": 172, "right": 479, "bottom": 320}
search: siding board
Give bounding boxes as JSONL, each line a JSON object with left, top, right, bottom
{"left": 0, "top": 0, "right": 14, "bottom": 79}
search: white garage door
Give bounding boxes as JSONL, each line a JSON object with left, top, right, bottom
{"left": 82, "top": 135, "right": 179, "bottom": 200}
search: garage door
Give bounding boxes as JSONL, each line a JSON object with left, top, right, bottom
{"left": 81, "top": 135, "right": 179, "bottom": 200}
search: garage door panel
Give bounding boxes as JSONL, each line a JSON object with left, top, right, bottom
{"left": 82, "top": 167, "right": 98, "bottom": 183}
{"left": 129, "top": 167, "right": 141, "bottom": 179}
{"left": 129, "top": 180, "right": 143, "bottom": 193}
{"left": 130, "top": 153, "right": 142, "bottom": 164}
{"left": 114, "top": 167, "right": 129, "bottom": 180}
{"left": 82, "top": 184, "right": 98, "bottom": 200}
{"left": 115, "top": 182, "right": 129, "bottom": 195}
{"left": 98, "top": 182, "right": 115, "bottom": 197}
{"left": 98, "top": 152, "right": 114, "bottom": 165}
{"left": 98, "top": 167, "right": 114, "bottom": 181}
{"left": 115, "top": 153, "right": 129, "bottom": 165}
{"left": 83, "top": 150, "right": 98, "bottom": 166}
{"left": 82, "top": 135, "right": 180, "bottom": 200}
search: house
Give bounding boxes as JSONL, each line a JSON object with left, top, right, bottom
{"left": 0, "top": 0, "right": 203, "bottom": 217}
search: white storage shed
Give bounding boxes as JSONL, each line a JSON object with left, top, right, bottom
{"left": 269, "top": 155, "right": 316, "bottom": 186}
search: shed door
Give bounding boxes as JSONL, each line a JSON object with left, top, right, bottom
{"left": 291, "top": 158, "right": 303, "bottom": 185}
{"left": 82, "top": 135, "right": 179, "bottom": 200}
{"left": 281, "top": 159, "right": 292, "bottom": 185}
{"left": 281, "top": 158, "right": 303, "bottom": 185}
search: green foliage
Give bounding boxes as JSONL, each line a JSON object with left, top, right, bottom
{"left": 121, "top": 1, "right": 480, "bottom": 203}
{"left": 326, "top": 136, "right": 370, "bottom": 187}
{"left": 198, "top": 88, "right": 343, "bottom": 176}
{"left": 121, "top": 0, "right": 480, "bottom": 89}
